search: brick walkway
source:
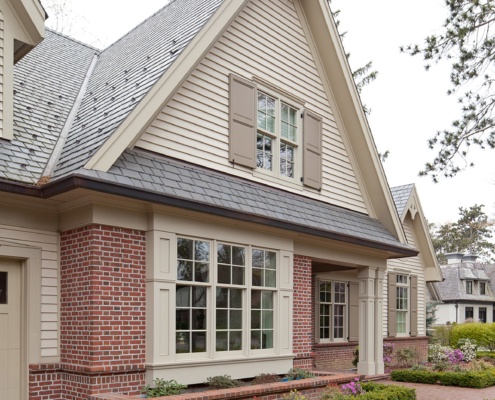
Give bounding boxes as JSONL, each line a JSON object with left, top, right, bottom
{"left": 378, "top": 379, "right": 495, "bottom": 400}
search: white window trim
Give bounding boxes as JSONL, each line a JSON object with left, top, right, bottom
{"left": 317, "top": 279, "right": 348, "bottom": 343}
{"left": 396, "top": 274, "right": 409, "bottom": 337}
{"left": 254, "top": 84, "right": 303, "bottom": 184}
{"left": 175, "top": 237, "right": 280, "bottom": 361}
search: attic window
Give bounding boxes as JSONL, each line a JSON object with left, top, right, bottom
{"left": 466, "top": 280, "right": 473, "bottom": 294}
{"left": 480, "top": 282, "right": 486, "bottom": 295}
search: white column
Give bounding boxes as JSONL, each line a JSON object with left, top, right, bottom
{"left": 357, "top": 267, "right": 376, "bottom": 375}
{"left": 374, "top": 269, "right": 385, "bottom": 374}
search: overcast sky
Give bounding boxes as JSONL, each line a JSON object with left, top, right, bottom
{"left": 45, "top": 0, "right": 495, "bottom": 226}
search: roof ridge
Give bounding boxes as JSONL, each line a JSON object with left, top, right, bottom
{"left": 46, "top": 28, "right": 101, "bottom": 52}
{"left": 99, "top": 0, "right": 177, "bottom": 53}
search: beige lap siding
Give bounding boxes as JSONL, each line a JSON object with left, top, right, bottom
{"left": 136, "top": 0, "right": 368, "bottom": 214}
{"left": 0, "top": 224, "right": 59, "bottom": 358}
{"left": 385, "top": 216, "right": 426, "bottom": 337}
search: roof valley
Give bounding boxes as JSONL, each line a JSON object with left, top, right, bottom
{"left": 42, "top": 54, "right": 100, "bottom": 179}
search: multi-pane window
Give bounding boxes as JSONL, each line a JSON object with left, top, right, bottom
{"left": 465, "top": 306, "right": 474, "bottom": 320}
{"left": 480, "top": 282, "right": 486, "bottom": 295}
{"left": 216, "top": 288, "right": 243, "bottom": 351}
{"left": 318, "top": 280, "right": 347, "bottom": 341}
{"left": 466, "top": 280, "right": 473, "bottom": 294}
{"left": 176, "top": 285, "right": 207, "bottom": 353}
{"left": 257, "top": 91, "right": 299, "bottom": 179}
{"left": 396, "top": 275, "right": 409, "bottom": 335}
{"left": 176, "top": 238, "right": 277, "bottom": 355}
{"left": 479, "top": 307, "right": 487, "bottom": 323}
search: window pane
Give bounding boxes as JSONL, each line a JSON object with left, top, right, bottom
{"left": 192, "top": 286, "right": 206, "bottom": 307}
{"left": 251, "top": 290, "right": 261, "bottom": 309}
{"left": 230, "top": 331, "right": 242, "bottom": 350}
{"left": 177, "top": 260, "right": 193, "bottom": 281}
{"left": 216, "top": 288, "right": 228, "bottom": 308}
{"left": 195, "top": 241, "right": 210, "bottom": 261}
{"left": 192, "top": 332, "right": 206, "bottom": 352}
{"left": 252, "top": 249, "right": 264, "bottom": 268}
{"left": 195, "top": 262, "right": 209, "bottom": 282}
{"left": 263, "top": 330, "right": 273, "bottom": 348}
{"left": 230, "top": 289, "right": 242, "bottom": 308}
{"left": 251, "top": 310, "right": 261, "bottom": 329}
{"left": 218, "top": 264, "right": 231, "bottom": 284}
{"left": 230, "top": 310, "right": 243, "bottom": 329}
{"left": 265, "top": 251, "right": 276, "bottom": 269}
{"left": 176, "top": 310, "right": 190, "bottom": 330}
{"left": 251, "top": 331, "right": 261, "bottom": 349}
{"left": 0, "top": 272, "right": 6, "bottom": 304}
{"left": 216, "top": 310, "right": 228, "bottom": 329}
{"left": 252, "top": 268, "right": 263, "bottom": 286}
{"left": 192, "top": 309, "right": 207, "bottom": 329}
{"left": 176, "top": 332, "right": 190, "bottom": 353}
{"left": 232, "top": 266, "right": 245, "bottom": 285}
{"left": 265, "top": 270, "right": 276, "bottom": 288}
{"left": 217, "top": 244, "right": 231, "bottom": 264}
{"left": 232, "top": 247, "right": 245, "bottom": 265}
{"left": 176, "top": 286, "right": 190, "bottom": 307}
{"left": 177, "top": 238, "right": 193, "bottom": 259}
{"left": 267, "top": 96, "right": 275, "bottom": 115}
{"left": 266, "top": 116, "right": 275, "bottom": 133}
{"left": 257, "top": 113, "right": 267, "bottom": 131}
{"left": 216, "top": 331, "right": 228, "bottom": 351}
{"left": 262, "top": 310, "right": 273, "bottom": 329}
{"left": 262, "top": 291, "right": 273, "bottom": 309}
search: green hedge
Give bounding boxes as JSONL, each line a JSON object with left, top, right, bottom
{"left": 359, "top": 383, "right": 416, "bottom": 400}
{"left": 391, "top": 369, "right": 495, "bottom": 388}
{"left": 450, "top": 322, "right": 495, "bottom": 350}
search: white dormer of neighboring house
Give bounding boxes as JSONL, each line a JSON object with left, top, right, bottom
{"left": 0, "top": 0, "right": 45, "bottom": 140}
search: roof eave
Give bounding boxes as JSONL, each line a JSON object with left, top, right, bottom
{"left": 0, "top": 176, "right": 418, "bottom": 258}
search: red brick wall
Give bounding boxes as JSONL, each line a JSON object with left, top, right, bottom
{"left": 29, "top": 364, "right": 62, "bottom": 400}
{"left": 53, "top": 225, "right": 146, "bottom": 399}
{"left": 293, "top": 255, "right": 315, "bottom": 369}
{"left": 386, "top": 336, "right": 429, "bottom": 365}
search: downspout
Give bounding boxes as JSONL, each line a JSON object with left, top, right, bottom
{"left": 42, "top": 53, "right": 99, "bottom": 177}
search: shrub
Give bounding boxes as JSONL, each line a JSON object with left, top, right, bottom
{"left": 459, "top": 338, "right": 477, "bottom": 361}
{"left": 451, "top": 322, "right": 495, "bottom": 349}
{"left": 396, "top": 348, "right": 418, "bottom": 367}
{"left": 141, "top": 378, "right": 187, "bottom": 397}
{"left": 285, "top": 368, "right": 315, "bottom": 380}
{"left": 431, "top": 324, "right": 454, "bottom": 346}
{"left": 392, "top": 368, "right": 495, "bottom": 388}
{"left": 428, "top": 343, "right": 451, "bottom": 363}
{"left": 341, "top": 378, "right": 365, "bottom": 396}
{"left": 320, "top": 382, "right": 416, "bottom": 400}
{"left": 206, "top": 374, "right": 242, "bottom": 388}
{"left": 251, "top": 373, "right": 280, "bottom": 385}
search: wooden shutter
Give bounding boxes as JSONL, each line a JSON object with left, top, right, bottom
{"left": 387, "top": 272, "right": 397, "bottom": 338}
{"left": 229, "top": 74, "right": 257, "bottom": 168}
{"left": 410, "top": 275, "right": 418, "bottom": 337}
{"left": 348, "top": 281, "right": 359, "bottom": 342}
{"left": 302, "top": 110, "right": 322, "bottom": 190}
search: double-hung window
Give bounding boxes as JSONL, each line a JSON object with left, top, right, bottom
{"left": 396, "top": 274, "right": 409, "bottom": 335}
{"left": 175, "top": 237, "right": 277, "bottom": 356}
{"left": 466, "top": 280, "right": 473, "bottom": 294}
{"left": 480, "top": 282, "right": 486, "bottom": 295}
{"left": 256, "top": 91, "right": 300, "bottom": 180}
{"left": 318, "top": 280, "right": 347, "bottom": 341}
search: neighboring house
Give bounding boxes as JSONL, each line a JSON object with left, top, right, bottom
{"left": 432, "top": 253, "right": 495, "bottom": 325}
{"left": 0, "top": 0, "right": 442, "bottom": 399}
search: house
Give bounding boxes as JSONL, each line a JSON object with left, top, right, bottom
{"left": 432, "top": 253, "right": 495, "bottom": 325}
{"left": 0, "top": 0, "right": 442, "bottom": 398}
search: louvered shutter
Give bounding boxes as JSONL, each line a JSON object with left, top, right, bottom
{"left": 410, "top": 275, "right": 418, "bottom": 337}
{"left": 348, "top": 281, "right": 359, "bottom": 342}
{"left": 388, "top": 272, "right": 397, "bottom": 338}
{"left": 229, "top": 74, "right": 257, "bottom": 168}
{"left": 302, "top": 110, "right": 322, "bottom": 190}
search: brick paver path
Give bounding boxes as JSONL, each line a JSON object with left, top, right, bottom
{"left": 379, "top": 379, "right": 495, "bottom": 400}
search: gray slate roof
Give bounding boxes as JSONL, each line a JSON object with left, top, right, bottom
{"left": 390, "top": 184, "right": 414, "bottom": 218}
{"left": 0, "top": 0, "right": 415, "bottom": 254}
{"left": 0, "top": 30, "right": 96, "bottom": 184}
{"left": 435, "top": 262, "right": 495, "bottom": 302}
{"left": 77, "top": 149, "right": 415, "bottom": 252}
{"left": 53, "top": 0, "right": 223, "bottom": 178}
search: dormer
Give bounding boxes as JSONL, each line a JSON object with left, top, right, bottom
{"left": 0, "top": 0, "right": 45, "bottom": 140}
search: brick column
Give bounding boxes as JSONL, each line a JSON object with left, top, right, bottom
{"left": 59, "top": 225, "right": 146, "bottom": 399}
{"left": 293, "top": 255, "right": 314, "bottom": 369}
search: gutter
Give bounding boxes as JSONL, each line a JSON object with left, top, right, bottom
{"left": 0, "top": 175, "right": 418, "bottom": 258}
